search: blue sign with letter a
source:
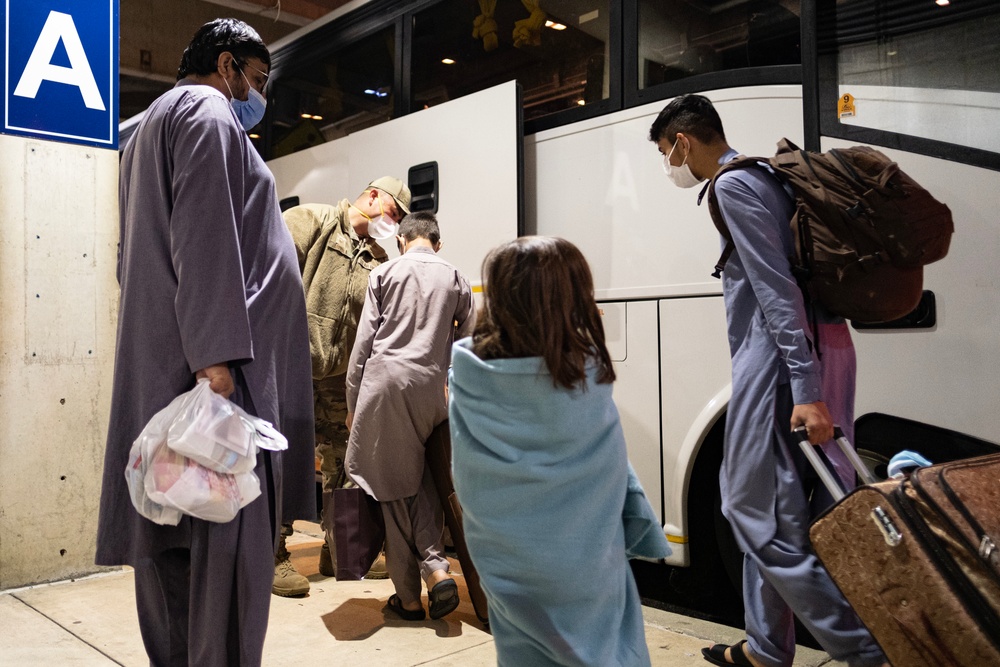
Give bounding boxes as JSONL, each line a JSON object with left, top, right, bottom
{"left": 2, "top": 0, "right": 118, "bottom": 149}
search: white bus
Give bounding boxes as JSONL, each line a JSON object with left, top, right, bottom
{"left": 189, "top": 0, "right": 1000, "bottom": 597}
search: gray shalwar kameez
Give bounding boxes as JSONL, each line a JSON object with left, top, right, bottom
{"left": 345, "top": 247, "right": 475, "bottom": 604}
{"left": 95, "top": 80, "right": 314, "bottom": 667}
{"left": 714, "top": 148, "right": 885, "bottom": 667}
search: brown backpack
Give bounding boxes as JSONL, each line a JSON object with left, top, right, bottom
{"left": 704, "top": 139, "right": 954, "bottom": 324}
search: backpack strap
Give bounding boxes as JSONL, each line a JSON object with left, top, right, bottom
{"left": 712, "top": 242, "right": 735, "bottom": 279}
{"left": 699, "top": 155, "right": 772, "bottom": 278}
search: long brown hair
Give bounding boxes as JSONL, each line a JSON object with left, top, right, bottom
{"left": 472, "top": 236, "right": 616, "bottom": 390}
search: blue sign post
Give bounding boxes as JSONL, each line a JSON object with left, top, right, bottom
{"left": 2, "top": 0, "right": 118, "bottom": 149}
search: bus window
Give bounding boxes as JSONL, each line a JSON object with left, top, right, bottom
{"left": 268, "top": 25, "right": 396, "bottom": 159}
{"left": 819, "top": 0, "right": 1000, "bottom": 156}
{"left": 410, "top": 0, "right": 611, "bottom": 122}
{"left": 637, "top": 0, "right": 800, "bottom": 90}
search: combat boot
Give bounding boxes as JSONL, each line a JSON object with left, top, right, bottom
{"left": 272, "top": 556, "right": 310, "bottom": 597}
{"left": 366, "top": 551, "right": 388, "bottom": 579}
{"left": 319, "top": 541, "right": 335, "bottom": 577}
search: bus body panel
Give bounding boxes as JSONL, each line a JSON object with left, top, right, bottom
{"left": 600, "top": 300, "right": 664, "bottom": 525}
{"left": 658, "top": 296, "right": 732, "bottom": 565}
{"left": 268, "top": 81, "right": 521, "bottom": 284}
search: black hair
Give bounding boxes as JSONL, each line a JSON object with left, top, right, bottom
{"left": 647, "top": 94, "right": 726, "bottom": 146}
{"left": 177, "top": 18, "right": 270, "bottom": 81}
{"left": 398, "top": 211, "right": 440, "bottom": 245}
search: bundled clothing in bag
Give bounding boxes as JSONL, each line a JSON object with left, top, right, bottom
{"left": 449, "top": 338, "right": 670, "bottom": 667}
{"left": 125, "top": 379, "right": 288, "bottom": 525}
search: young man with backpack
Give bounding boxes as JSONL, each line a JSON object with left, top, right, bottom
{"left": 649, "top": 94, "right": 888, "bottom": 667}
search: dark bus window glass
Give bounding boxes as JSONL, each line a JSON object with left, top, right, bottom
{"left": 638, "top": 0, "right": 800, "bottom": 89}
{"left": 819, "top": 0, "right": 1000, "bottom": 155}
{"left": 268, "top": 26, "right": 395, "bottom": 159}
{"left": 411, "top": 0, "right": 611, "bottom": 122}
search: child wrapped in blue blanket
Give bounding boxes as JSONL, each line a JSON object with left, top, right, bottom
{"left": 449, "top": 236, "right": 671, "bottom": 666}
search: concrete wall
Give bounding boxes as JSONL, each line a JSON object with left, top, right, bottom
{"left": 0, "top": 135, "right": 119, "bottom": 589}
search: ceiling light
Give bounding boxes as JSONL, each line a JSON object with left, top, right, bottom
{"left": 300, "top": 113, "right": 312, "bottom": 119}
{"left": 311, "top": 115, "right": 323, "bottom": 121}
{"left": 577, "top": 99, "right": 585, "bottom": 106}
{"left": 545, "top": 20, "right": 566, "bottom": 30}
{"left": 364, "top": 89, "right": 376, "bottom": 95}
{"left": 442, "top": 58, "right": 455, "bottom": 65}
{"left": 936, "top": 0, "right": 949, "bottom": 5}
{"left": 249, "top": 133, "right": 260, "bottom": 139}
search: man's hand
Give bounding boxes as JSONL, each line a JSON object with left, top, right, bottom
{"left": 346, "top": 411, "right": 354, "bottom": 432}
{"left": 195, "top": 364, "right": 234, "bottom": 398}
{"left": 791, "top": 401, "right": 833, "bottom": 445}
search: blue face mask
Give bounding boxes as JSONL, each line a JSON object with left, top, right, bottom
{"left": 225, "top": 68, "right": 267, "bottom": 130}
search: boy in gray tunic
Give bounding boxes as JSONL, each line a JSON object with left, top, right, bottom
{"left": 650, "top": 95, "right": 887, "bottom": 667}
{"left": 95, "top": 19, "right": 314, "bottom": 666}
{"left": 345, "top": 212, "right": 475, "bottom": 621}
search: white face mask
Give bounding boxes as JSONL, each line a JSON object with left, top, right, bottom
{"left": 356, "top": 196, "right": 397, "bottom": 240}
{"left": 663, "top": 140, "right": 704, "bottom": 189}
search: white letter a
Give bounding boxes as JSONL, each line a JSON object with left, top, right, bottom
{"left": 13, "top": 11, "right": 106, "bottom": 111}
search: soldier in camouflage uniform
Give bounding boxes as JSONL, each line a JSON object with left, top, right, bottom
{"left": 274, "top": 177, "right": 411, "bottom": 596}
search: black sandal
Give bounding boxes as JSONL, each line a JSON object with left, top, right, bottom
{"left": 701, "top": 640, "right": 754, "bottom": 666}
{"left": 385, "top": 594, "right": 425, "bottom": 621}
{"left": 428, "top": 578, "right": 459, "bottom": 620}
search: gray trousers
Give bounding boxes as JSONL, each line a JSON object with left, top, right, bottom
{"left": 381, "top": 464, "right": 450, "bottom": 606}
{"left": 133, "top": 451, "right": 276, "bottom": 667}
{"left": 740, "top": 386, "right": 885, "bottom": 667}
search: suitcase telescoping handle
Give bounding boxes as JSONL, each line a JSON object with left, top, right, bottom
{"left": 795, "top": 426, "right": 904, "bottom": 548}
{"left": 793, "top": 425, "right": 878, "bottom": 501}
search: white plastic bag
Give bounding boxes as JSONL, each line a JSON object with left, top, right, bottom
{"left": 124, "top": 379, "right": 285, "bottom": 524}
{"left": 166, "top": 379, "right": 257, "bottom": 473}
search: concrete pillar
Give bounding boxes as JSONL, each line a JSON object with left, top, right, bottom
{"left": 0, "top": 134, "right": 119, "bottom": 589}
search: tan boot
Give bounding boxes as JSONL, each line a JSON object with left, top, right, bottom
{"left": 318, "top": 542, "right": 335, "bottom": 578}
{"left": 272, "top": 556, "right": 310, "bottom": 597}
{"left": 365, "top": 551, "right": 388, "bottom": 579}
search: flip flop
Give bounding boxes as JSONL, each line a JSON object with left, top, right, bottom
{"left": 701, "top": 640, "right": 754, "bottom": 666}
{"left": 428, "top": 578, "right": 459, "bottom": 620}
{"left": 385, "top": 593, "right": 425, "bottom": 621}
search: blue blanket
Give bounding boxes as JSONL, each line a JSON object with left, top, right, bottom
{"left": 449, "top": 338, "right": 669, "bottom": 666}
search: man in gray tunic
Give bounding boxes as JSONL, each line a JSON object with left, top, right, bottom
{"left": 95, "top": 19, "right": 314, "bottom": 666}
{"left": 650, "top": 96, "right": 887, "bottom": 667}
{"left": 345, "top": 212, "right": 475, "bottom": 621}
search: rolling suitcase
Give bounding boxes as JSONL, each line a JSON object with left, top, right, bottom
{"left": 425, "top": 420, "right": 490, "bottom": 625}
{"left": 800, "top": 428, "right": 1000, "bottom": 666}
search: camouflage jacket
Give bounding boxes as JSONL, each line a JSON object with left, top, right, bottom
{"left": 284, "top": 200, "right": 388, "bottom": 379}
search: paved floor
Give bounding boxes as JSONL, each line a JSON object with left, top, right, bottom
{"left": 1, "top": 522, "right": 849, "bottom": 666}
